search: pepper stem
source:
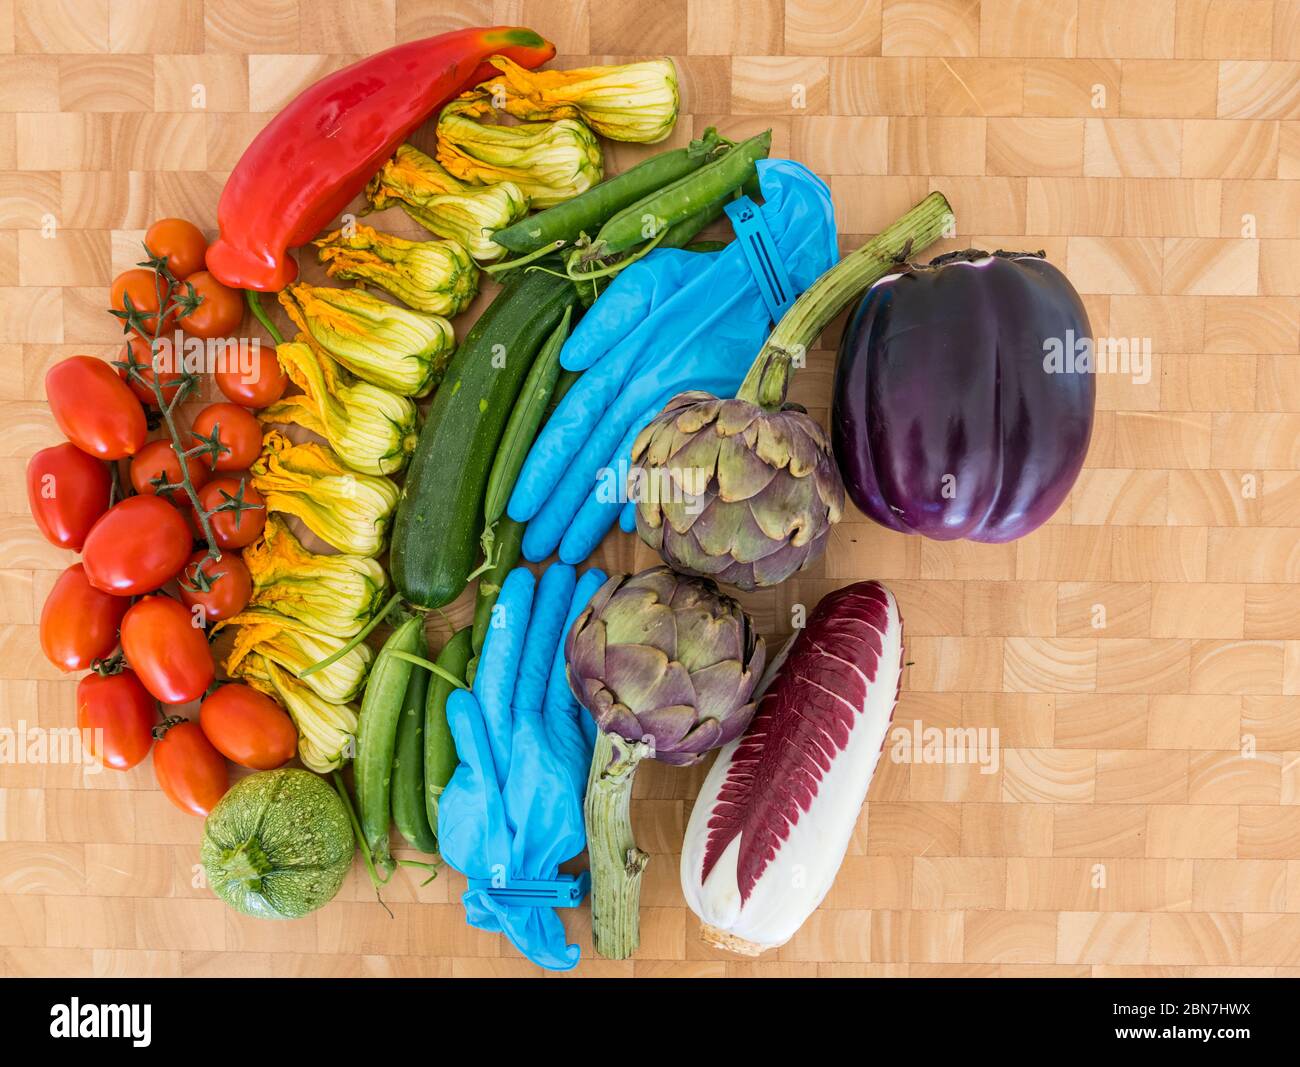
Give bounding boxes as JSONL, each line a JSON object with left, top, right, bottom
{"left": 584, "top": 730, "right": 650, "bottom": 960}
{"left": 735, "top": 190, "right": 954, "bottom": 405}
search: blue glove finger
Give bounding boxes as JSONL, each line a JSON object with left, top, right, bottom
{"left": 505, "top": 714, "right": 586, "bottom": 874}
{"left": 619, "top": 500, "right": 636, "bottom": 533}
{"left": 437, "top": 688, "right": 510, "bottom": 879}
{"left": 561, "top": 250, "right": 700, "bottom": 372}
{"left": 473, "top": 567, "right": 535, "bottom": 786}
{"left": 555, "top": 399, "right": 655, "bottom": 563}
{"left": 507, "top": 364, "right": 630, "bottom": 523}
{"left": 514, "top": 563, "right": 575, "bottom": 713}
{"left": 543, "top": 566, "right": 607, "bottom": 791}
{"left": 556, "top": 369, "right": 740, "bottom": 565}
{"left": 521, "top": 365, "right": 711, "bottom": 562}
{"left": 512, "top": 250, "right": 743, "bottom": 525}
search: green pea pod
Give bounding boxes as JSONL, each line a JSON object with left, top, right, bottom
{"left": 491, "top": 128, "right": 727, "bottom": 255}
{"left": 391, "top": 625, "right": 438, "bottom": 854}
{"left": 355, "top": 614, "right": 424, "bottom": 873}
{"left": 586, "top": 129, "right": 771, "bottom": 261}
{"left": 471, "top": 515, "right": 526, "bottom": 658}
{"left": 425, "top": 627, "right": 472, "bottom": 833}
{"left": 483, "top": 306, "right": 573, "bottom": 528}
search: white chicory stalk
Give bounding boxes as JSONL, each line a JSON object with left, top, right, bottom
{"left": 680, "top": 581, "right": 904, "bottom": 955}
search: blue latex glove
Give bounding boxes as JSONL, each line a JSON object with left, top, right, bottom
{"left": 438, "top": 563, "right": 607, "bottom": 971}
{"left": 507, "top": 158, "right": 839, "bottom": 564}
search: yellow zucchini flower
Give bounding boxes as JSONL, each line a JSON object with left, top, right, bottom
{"left": 483, "top": 56, "right": 679, "bottom": 144}
{"left": 224, "top": 606, "right": 372, "bottom": 705}
{"left": 314, "top": 223, "right": 479, "bottom": 317}
{"left": 250, "top": 431, "right": 399, "bottom": 557}
{"left": 436, "top": 93, "right": 603, "bottom": 208}
{"left": 261, "top": 339, "right": 417, "bottom": 476}
{"left": 232, "top": 653, "right": 358, "bottom": 774}
{"left": 365, "top": 144, "right": 527, "bottom": 263}
{"left": 243, "top": 516, "right": 388, "bottom": 637}
{"left": 278, "top": 283, "right": 453, "bottom": 398}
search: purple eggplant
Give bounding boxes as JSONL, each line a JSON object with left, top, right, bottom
{"left": 831, "top": 249, "right": 1094, "bottom": 542}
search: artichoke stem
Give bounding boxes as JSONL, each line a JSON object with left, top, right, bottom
{"left": 736, "top": 348, "right": 793, "bottom": 411}
{"left": 585, "top": 730, "right": 650, "bottom": 960}
{"left": 738, "top": 190, "right": 955, "bottom": 399}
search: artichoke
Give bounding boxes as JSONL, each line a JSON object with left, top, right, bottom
{"left": 565, "top": 566, "right": 765, "bottom": 960}
{"left": 436, "top": 93, "right": 603, "bottom": 208}
{"left": 567, "top": 566, "right": 766, "bottom": 765}
{"left": 250, "top": 431, "right": 399, "bottom": 557}
{"left": 631, "top": 355, "right": 845, "bottom": 591}
{"left": 366, "top": 143, "right": 527, "bottom": 263}
{"left": 278, "top": 282, "right": 454, "bottom": 398}
{"left": 244, "top": 517, "right": 388, "bottom": 637}
{"left": 482, "top": 56, "right": 679, "bottom": 144}
{"left": 314, "top": 223, "right": 479, "bottom": 317}
{"left": 261, "top": 339, "right": 418, "bottom": 475}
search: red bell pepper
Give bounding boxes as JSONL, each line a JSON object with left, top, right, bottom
{"left": 206, "top": 27, "right": 555, "bottom": 292}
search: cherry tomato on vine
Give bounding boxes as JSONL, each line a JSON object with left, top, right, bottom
{"left": 145, "top": 218, "right": 207, "bottom": 280}
{"left": 153, "top": 719, "right": 228, "bottom": 815}
{"left": 117, "top": 335, "right": 188, "bottom": 407}
{"left": 178, "top": 271, "right": 242, "bottom": 339}
{"left": 40, "top": 563, "right": 129, "bottom": 672}
{"left": 188, "top": 403, "right": 262, "bottom": 472}
{"left": 130, "top": 439, "right": 210, "bottom": 505}
{"left": 46, "top": 355, "right": 147, "bottom": 460}
{"left": 77, "top": 669, "right": 156, "bottom": 772}
{"left": 199, "top": 684, "right": 296, "bottom": 770}
{"left": 214, "top": 344, "right": 287, "bottom": 409}
{"left": 111, "top": 268, "right": 175, "bottom": 337}
{"left": 195, "top": 476, "right": 266, "bottom": 550}
{"left": 178, "top": 550, "right": 251, "bottom": 623}
{"left": 120, "top": 595, "right": 214, "bottom": 705}
{"left": 26, "top": 442, "right": 111, "bottom": 551}
{"left": 82, "top": 495, "right": 193, "bottom": 595}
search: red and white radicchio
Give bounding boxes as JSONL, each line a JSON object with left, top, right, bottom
{"left": 680, "top": 580, "right": 903, "bottom": 954}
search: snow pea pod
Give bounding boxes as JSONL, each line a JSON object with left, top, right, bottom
{"left": 355, "top": 614, "right": 425, "bottom": 873}
{"left": 425, "top": 627, "right": 472, "bottom": 832}
{"left": 484, "top": 306, "right": 573, "bottom": 527}
{"left": 391, "top": 625, "right": 438, "bottom": 853}
{"left": 585, "top": 129, "right": 771, "bottom": 261}
{"left": 491, "top": 128, "right": 726, "bottom": 255}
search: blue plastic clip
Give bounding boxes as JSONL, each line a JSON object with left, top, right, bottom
{"left": 725, "top": 195, "right": 797, "bottom": 324}
{"left": 466, "top": 871, "right": 590, "bottom": 908}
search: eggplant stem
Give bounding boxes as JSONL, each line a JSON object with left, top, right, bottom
{"left": 736, "top": 190, "right": 954, "bottom": 406}
{"left": 584, "top": 730, "right": 651, "bottom": 960}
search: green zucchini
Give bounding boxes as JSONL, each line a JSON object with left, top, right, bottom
{"left": 483, "top": 306, "right": 572, "bottom": 527}
{"left": 425, "top": 627, "right": 472, "bottom": 833}
{"left": 391, "top": 266, "right": 578, "bottom": 608}
{"left": 355, "top": 615, "right": 424, "bottom": 873}
{"left": 390, "top": 624, "right": 437, "bottom": 853}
